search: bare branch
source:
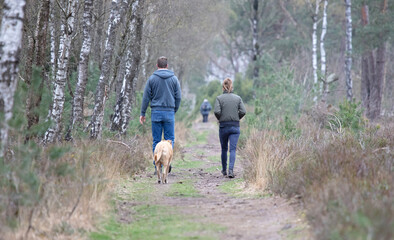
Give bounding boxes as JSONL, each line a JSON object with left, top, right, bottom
{"left": 106, "top": 139, "right": 132, "bottom": 150}
{"left": 278, "top": 0, "right": 297, "bottom": 26}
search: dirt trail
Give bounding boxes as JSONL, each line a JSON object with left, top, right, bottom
{"left": 116, "top": 120, "right": 309, "bottom": 240}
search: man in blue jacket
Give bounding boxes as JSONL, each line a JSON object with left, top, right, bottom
{"left": 140, "top": 56, "right": 181, "bottom": 173}
{"left": 200, "top": 99, "right": 212, "bottom": 123}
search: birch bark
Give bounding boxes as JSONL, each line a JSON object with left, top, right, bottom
{"left": 344, "top": 0, "right": 353, "bottom": 101}
{"left": 49, "top": 0, "right": 57, "bottom": 81}
{"left": 89, "top": 0, "right": 127, "bottom": 139}
{"left": 43, "top": 0, "right": 78, "bottom": 144}
{"left": 0, "top": 0, "right": 26, "bottom": 156}
{"left": 320, "top": 0, "right": 328, "bottom": 102}
{"left": 312, "top": 0, "right": 320, "bottom": 102}
{"left": 124, "top": 2, "right": 143, "bottom": 131}
{"left": 71, "top": 0, "right": 94, "bottom": 130}
{"left": 111, "top": 0, "right": 142, "bottom": 133}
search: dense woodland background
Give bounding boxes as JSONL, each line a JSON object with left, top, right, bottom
{"left": 0, "top": 0, "right": 393, "bottom": 239}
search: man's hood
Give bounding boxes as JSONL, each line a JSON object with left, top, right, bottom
{"left": 153, "top": 69, "right": 174, "bottom": 79}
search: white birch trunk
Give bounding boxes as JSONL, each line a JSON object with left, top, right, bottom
{"left": 89, "top": 0, "right": 127, "bottom": 139}
{"left": 0, "top": 0, "right": 26, "bottom": 157}
{"left": 344, "top": 0, "right": 353, "bottom": 101}
{"left": 122, "top": 3, "right": 143, "bottom": 134}
{"left": 43, "top": 0, "right": 78, "bottom": 144}
{"left": 72, "top": 0, "right": 94, "bottom": 129}
{"left": 312, "top": 0, "right": 320, "bottom": 102}
{"left": 111, "top": 48, "right": 132, "bottom": 132}
{"left": 49, "top": 0, "right": 57, "bottom": 83}
{"left": 111, "top": 0, "right": 144, "bottom": 134}
{"left": 320, "top": 0, "right": 328, "bottom": 102}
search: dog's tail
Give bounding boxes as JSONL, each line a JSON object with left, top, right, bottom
{"left": 154, "top": 151, "right": 162, "bottom": 164}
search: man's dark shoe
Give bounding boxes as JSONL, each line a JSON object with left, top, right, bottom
{"left": 228, "top": 170, "right": 234, "bottom": 178}
{"left": 221, "top": 170, "right": 227, "bottom": 176}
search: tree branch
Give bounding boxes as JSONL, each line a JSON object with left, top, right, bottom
{"left": 278, "top": 0, "right": 297, "bottom": 26}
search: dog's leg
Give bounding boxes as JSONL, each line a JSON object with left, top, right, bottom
{"left": 156, "top": 162, "right": 161, "bottom": 184}
{"left": 166, "top": 155, "right": 173, "bottom": 184}
{"left": 163, "top": 164, "right": 169, "bottom": 184}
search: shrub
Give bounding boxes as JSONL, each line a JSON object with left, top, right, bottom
{"left": 327, "top": 100, "right": 366, "bottom": 133}
{"left": 1, "top": 137, "right": 150, "bottom": 239}
{"left": 241, "top": 116, "right": 394, "bottom": 239}
{"left": 233, "top": 74, "right": 254, "bottom": 103}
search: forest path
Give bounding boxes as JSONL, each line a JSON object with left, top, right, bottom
{"left": 91, "top": 118, "right": 309, "bottom": 240}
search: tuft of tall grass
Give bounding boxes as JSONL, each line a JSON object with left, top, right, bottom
{"left": 241, "top": 112, "right": 393, "bottom": 239}
{"left": 1, "top": 137, "right": 151, "bottom": 239}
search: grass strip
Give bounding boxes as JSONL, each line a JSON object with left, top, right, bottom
{"left": 90, "top": 205, "right": 224, "bottom": 240}
{"left": 166, "top": 179, "right": 202, "bottom": 198}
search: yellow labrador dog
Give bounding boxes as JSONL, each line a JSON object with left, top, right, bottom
{"left": 154, "top": 140, "right": 173, "bottom": 184}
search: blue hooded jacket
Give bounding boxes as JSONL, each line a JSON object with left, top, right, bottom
{"left": 140, "top": 69, "right": 181, "bottom": 116}
{"left": 200, "top": 101, "right": 212, "bottom": 115}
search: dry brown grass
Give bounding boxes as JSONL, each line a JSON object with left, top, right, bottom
{"left": 1, "top": 137, "right": 151, "bottom": 240}
{"left": 241, "top": 115, "right": 394, "bottom": 239}
{"left": 174, "top": 121, "right": 189, "bottom": 161}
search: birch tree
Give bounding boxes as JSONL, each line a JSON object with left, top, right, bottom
{"left": 111, "top": 0, "right": 144, "bottom": 134}
{"left": 311, "top": 0, "right": 320, "bottom": 102}
{"left": 43, "top": 0, "right": 78, "bottom": 144}
{"left": 320, "top": 0, "right": 335, "bottom": 103}
{"left": 344, "top": 0, "right": 353, "bottom": 101}
{"left": 0, "top": 0, "right": 26, "bottom": 156}
{"left": 89, "top": 0, "right": 128, "bottom": 139}
{"left": 71, "top": 0, "right": 94, "bottom": 130}
{"left": 49, "top": 0, "right": 57, "bottom": 81}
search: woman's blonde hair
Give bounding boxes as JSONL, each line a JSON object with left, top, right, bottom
{"left": 223, "top": 78, "right": 233, "bottom": 92}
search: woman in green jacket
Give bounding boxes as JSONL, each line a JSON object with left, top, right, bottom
{"left": 214, "top": 78, "right": 246, "bottom": 178}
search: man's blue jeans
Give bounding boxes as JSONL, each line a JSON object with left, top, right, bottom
{"left": 202, "top": 114, "right": 208, "bottom": 122}
{"left": 151, "top": 110, "right": 175, "bottom": 165}
{"left": 219, "top": 125, "right": 240, "bottom": 171}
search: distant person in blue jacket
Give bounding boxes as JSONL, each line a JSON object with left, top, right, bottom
{"left": 200, "top": 99, "right": 212, "bottom": 123}
{"left": 140, "top": 56, "right": 182, "bottom": 173}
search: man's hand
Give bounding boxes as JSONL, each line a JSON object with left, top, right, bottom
{"left": 139, "top": 116, "right": 146, "bottom": 125}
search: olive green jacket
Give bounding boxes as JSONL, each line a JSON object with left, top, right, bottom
{"left": 214, "top": 91, "right": 246, "bottom": 122}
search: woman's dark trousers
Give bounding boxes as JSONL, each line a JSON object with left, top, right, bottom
{"left": 219, "top": 125, "right": 240, "bottom": 171}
